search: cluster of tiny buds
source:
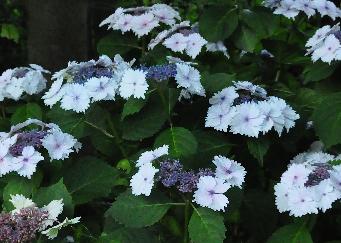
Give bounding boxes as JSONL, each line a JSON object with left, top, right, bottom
{"left": 140, "top": 64, "right": 177, "bottom": 82}
{"left": 158, "top": 159, "right": 214, "bottom": 193}
{"left": 305, "top": 163, "right": 332, "bottom": 187}
{"left": 0, "top": 207, "right": 49, "bottom": 243}
{"left": 9, "top": 130, "right": 47, "bottom": 157}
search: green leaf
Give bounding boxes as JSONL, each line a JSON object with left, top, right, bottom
{"left": 63, "top": 157, "right": 119, "bottom": 205}
{"left": 106, "top": 190, "right": 171, "bottom": 228}
{"left": 99, "top": 228, "right": 158, "bottom": 243}
{"left": 188, "top": 207, "right": 226, "bottom": 243}
{"left": 97, "top": 32, "right": 140, "bottom": 56}
{"left": 241, "top": 190, "right": 278, "bottom": 241}
{"left": 312, "top": 93, "right": 341, "bottom": 148}
{"left": 199, "top": 6, "right": 238, "bottom": 42}
{"left": 241, "top": 8, "right": 279, "bottom": 39}
{"left": 2, "top": 175, "right": 42, "bottom": 211}
{"left": 154, "top": 127, "right": 198, "bottom": 158}
{"left": 121, "top": 98, "right": 147, "bottom": 120}
{"left": 247, "top": 138, "right": 270, "bottom": 166}
{"left": 11, "top": 103, "right": 42, "bottom": 125}
{"left": 192, "top": 131, "right": 232, "bottom": 166}
{"left": 201, "top": 73, "right": 235, "bottom": 94}
{"left": 303, "top": 62, "right": 337, "bottom": 84}
{"left": 47, "top": 106, "right": 86, "bottom": 138}
{"left": 33, "top": 179, "right": 73, "bottom": 215}
{"left": 267, "top": 223, "right": 313, "bottom": 243}
{"left": 329, "top": 160, "right": 341, "bottom": 166}
{"left": 232, "top": 25, "right": 260, "bottom": 52}
{"left": 122, "top": 89, "right": 178, "bottom": 141}
{"left": 0, "top": 24, "right": 20, "bottom": 43}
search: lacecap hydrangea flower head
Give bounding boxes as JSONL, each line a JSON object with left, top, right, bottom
{"left": 42, "top": 55, "right": 139, "bottom": 113}
{"left": 274, "top": 145, "right": 341, "bottom": 217}
{"left": 0, "top": 64, "right": 49, "bottom": 101}
{"left": 0, "top": 119, "right": 81, "bottom": 179}
{"left": 205, "top": 81, "right": 299, "bottom": 137}
{"left": 263, "top": 0, "right": 341, "bottom": 20}
{"left": 140, "top": 57, "right": 205, "bottom": 100}
{"left": 0, "top": 194, "right": 80, "bottom": 242}
{"left": 130, "top": 145, "right": 246, "bottom": 212}
{"left": 306, "top": 23, "right": 341, "bottom": 64}
{"left": 100, "top": 4, "right": 208, "bottom": 59}
{"left": 148, "top": 21, "right": 207, "bottom": 59}
{"left": 100, "top": 4, "right": 180, "bottom": 37}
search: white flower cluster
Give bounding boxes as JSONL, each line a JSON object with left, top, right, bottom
{"left": 100, "top": 4, "right": 207, "bottom": 59}
{"left": 306, "top": 24, "right": 341, "bottom": 64}
{"left": 130, "top": 145, "right": 246, "bottom": 212}
{"left": 148, "top": 21, "right": 207, "bottom": 58}
{"left": 0, "top": 64, "right": 49, "bottom": 101}
{"left": 100, "top": 4, "right": 180, "bottom": 37}
{"left": 193, "top": 156, "right": 246, "bottom": 211}
{"left": 9, "top": 194, "right": 80, "bottom": 239}
{"left": 174, "top": 62, "right": 205, "bottom": 99}
{"left": 205, "top": 81, "right": 300, "bottom": 137}
{"left": 275, "top": 150, "right": 341, "bottom": 217}
{"left": 130, "top": 145, "right": 169, "bottom": 196}
{"left": 264, "top": 0, "right": 341, "bottom": 19}
{"left": 0, "top": 119, "right": 81, "bottom": 179}
{"left": 42, "top": 55, "right": 148, "bottom": 113}
{"left": 206, "top": 41, "right": 229, "bottom": 58}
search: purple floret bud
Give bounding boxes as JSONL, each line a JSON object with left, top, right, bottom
{"left": 9, "top": 130, "right": 47, "bottom": 157}
{"left": 158, "top": 159, "right": 183, "bottom": 187}
{"left": 305, "top": 165, "right": 331, "bottom": 187}
{"left": 0, "top": 207, "right": 48, "bottom": 243}
{"left": 140, "top": 64, "right": 177, "bottom": 82}
{"left": 73, "top": 65, "right": 113, "bottom": 84}
{"left": 197, "top": 168, "right": 214, "bottom": 178}
{"left": 177, "top": 171, "right": 199, "bottom": 193}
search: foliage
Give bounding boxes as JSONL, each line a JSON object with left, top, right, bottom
{"left": 0, "top": 0, "right": 341, "bottom": 242}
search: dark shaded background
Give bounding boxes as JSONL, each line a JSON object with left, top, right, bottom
{"left": 0, "top": 0, "right": 119, "bottom": 71}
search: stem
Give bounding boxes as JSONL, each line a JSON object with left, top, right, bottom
{"left": 1, "top": 104, "right": 5, "bottom": 118}
{"left": 156, "top": 85, "right": 173, "bottom": 128}
{"left": 106, "top": 115, "right": 128, "bottom": 158}
{"left": 8, "top": 119, "right": 51, "bottom": 137}
{"left": 84, "top": 121, "right": 114, "bottom": 139}
{"left": 274, "top": 69, "right": 281, "bottom": 82}
{"left": 183, "top": 199, "right": 190, "bottom": 243}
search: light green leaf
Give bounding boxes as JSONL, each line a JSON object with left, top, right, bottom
{"left": 312, "top": 93, "right": 341, "bottom": 148}
{"left": 267, "top": 223, "right": 313, "bottom": 243}
{"left": 188, "top": 207, "right": 226, "bottom": 243}
{"left": 154, "top": 127, "right": 198, "bottom": 158}
{"left": 0, "top": 24, "right": 20, "bottom": 43}
{"left": 329, "top": 160, "right": 341, "bottom": 166}
{"left": 63, "top": 157, "right": 119, "bottom": 205}
{"left": 106, "top": 190, "right": 171, "bottom": 228}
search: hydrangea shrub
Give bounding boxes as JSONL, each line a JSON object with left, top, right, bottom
{"left": 0, "top": 0, "right": 341, "bottom": 242}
